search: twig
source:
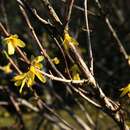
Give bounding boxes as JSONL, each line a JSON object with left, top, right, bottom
{"left": 64, "top": 0, "right": 74, "bottom": 30}
{"left": 0, "top": 101, "right": 9, "bottom": 105}
{"left": 0, "top": 22, "right": 9, "bottom": 36}
{"left": 65, "top": 105, "right": 92, "bottom": 130}
{"left": 84, "top": 0, "right": 94, "bottom": 75}
{"left": 43, "top": 113, "right": 72, "bottom": 130}
{"left": 17, "top": 98, "right": 39, "bottom": 112}
{"left": 72, "top": 87, "right": 101, "bottom": 108}
{"left": 41, "top": 0, "right": 62, "bottom": 26}
{"left": 67, "top": 39, "right": 96, "bottom": 85}
{"left": 1, "top": 0, "right": 10, "bottom": 33}
{"left": 95, "top": 0, "right": 129, "bottom": 63}
{"left": 4, "top": 51, "right": 22, "bottom": 74}
{"left": 32, "top": 9, "right": 51, "bottom": 25}
{"left": 15, "top": 46, "right": 30, "bottom": 64}
{"left": 105, "top": 18, "right": 129, "bottom": 60}
{"left": 36, "top": 68, "right": 88, "bottom": 84}
{"left": 74, "top": 98, "right": 95, "bottom": 128}
{"left": 61, "top": 0, "right": 98, "bottom": 16}
{"left": 8, "top": 92, "right": 26, "bottom": 130}
{"left": 71, "top": 114, "right": 91, "bottom": 130}
{"left": 34, "top": 93, "right": 76, "bottom": 130}
{"left": 53, "top": 37, "right": 72, "bottom": 78}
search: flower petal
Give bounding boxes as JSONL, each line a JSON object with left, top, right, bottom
{"left": 35, "top": 63, "right": 43, "bottom": 69}
{"left": 8, "top": 42, "right": 15, "bottom": 55}
{"left": 19, "top": 78, "right": 26, "bottom": 93}
{"left": 120, "top": 85, "right": 130, "bottom": 97}
{"left": 33, "top": 56, "right": 44, "bottom": 63}
{"left": 27, "top": 72, "right": 35, "bottom": 87}
{"left": 16, "top": 39, "right": 25, "bottom": 48}
{"left": 11, "top": 34, "right": 18, "bottom": 39}
{"left": 14, "top": 80, "right": 22, "bottom": 86}
{"left": 13, "top": 73, "right": 26, "bottom": 81}
{"left": 35, "top": 71, "right": 46, "bottom": 83}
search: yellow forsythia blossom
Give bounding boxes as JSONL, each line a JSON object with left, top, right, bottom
{"left": 70, "top": 64, "right": 80, "bottom": 80}
{"left": 72, "top": 73, "right": 80, "bottom": 80}
{"left": 63, "top": 32, "right": 78, "bottom": 49}
{"left": 120, "top": 83, "right": 130, "bottom": 97}
{"left": 13, "top": 56, "right": 46, "bottom": 93}
{"left": 3, "top": 34, "right": 25, "bottom": 55}
{"left": 0, "top": 63, "right": 12, "bottom": 74}
{"left": 52, "top": 57, "right": 60, "bottom": 65}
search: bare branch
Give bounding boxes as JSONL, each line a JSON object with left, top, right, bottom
{"left": 84, "top": 0, "right": 94, "bottom": 75}
{"left": 36, "top": 68, "right": 89, "bottom": 84}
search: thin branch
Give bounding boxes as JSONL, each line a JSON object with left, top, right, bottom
{"left": 0, "top": 22, "right": 9, "bottom": 36}
{"left": 1, "top": 0, "right": 10, "bottom": 33}
{"left": 53, "top": 37, "right": 72, "bottom": 79}
{"left": 61, "top": 0, "right": 98, "bottom": 16}
{"left": 95, "top": 0, "right": 129, "bottom": 64}
{"left": 43, "top": 113, "right": 72, "bottom": 130}
{"left": 8, "top": 92, "right": 26, "bottom": 130}
{"left": 84, "top": 0, "right": 94, "bottom": 75}
{"left": 36, "top": 68, "right": 88, "bottom": 84}
{"left": 32, "top": 9, "right": 51, "bottom": 25}
{"left": 0, "top": 101, "right": 9, "bottom": 105}
{"left": 41, "top": 0, "right": 62, "bottom": 26}
{"left": 72, "top": 87, "right": 102, "bottom": 109}
{"left": 4, "top": 51, "right": 22, "bottom": 74}
{"left": 64, "top": 0, "right": 74, "bottom": 30}
{"left": 105, "top": 18, "right": 129, "bottom": 60}
{"left": 74, "top": 98, "right": 95, "bottom": 128}
{"left": 16, "top": 46, "right": 30, "bottom": 64}
{"left": 72, "top": 114, "right": 91, "bottom": 130}
{"left": 35, "top": 95, "right": 76, "bottom": 130}
{"left": 17, "top": 98, "right": 39, "bottom": 112}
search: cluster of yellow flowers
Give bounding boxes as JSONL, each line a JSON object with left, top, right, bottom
{"left": 13, "top": 56, "right": 46, "bottom": 93}
{"left": 1, "top": 32, "right": 81, "bottom": 93}
{"left": 1, "top": 34, "right": 46, "bottom": 93}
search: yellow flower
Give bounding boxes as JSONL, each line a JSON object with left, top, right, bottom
{"left": 63, "top": 32, "right": 78, "bottom": 49}
{"left": 30, "top": 56, "right": 46, "bottom": 83}
{"left": 120, "top": 83, "right": 130, "bottom": 97}
{"left": 13, "top": 71, "right": 35, "bottom": 93}
{"left": 0, "top": 63, "right": 12, "bottom": 74}
{"left": 31, "top": 56, "right": 44, "bottom": 69}
{"left": 3, "top": 34, "right": 25, "bottom": 55}
{"left": 12, "top": 56, "right": 46, "bottom": 93}
{"left": 72, "top": 73, "right": 80, "bottom": 80}
{"left": 52, "top": 57, "right": 60, "bottom": 65}
{"left": 70, "top": 64, "right": 80, "bottom": 80}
